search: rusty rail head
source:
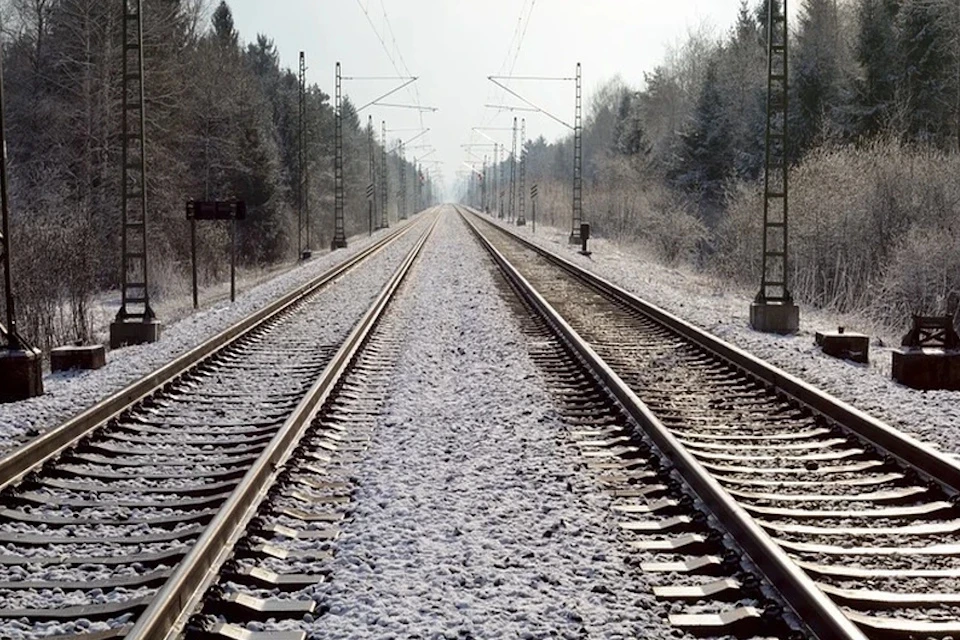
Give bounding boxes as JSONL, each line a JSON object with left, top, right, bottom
{"left": 458, "top": 206, "right": 868, "bottom": 640}
{"left": 125, "top": 210, "right": 442, "bottom": 640}
{"left": 461, "top": 206, "right": 960, "bottom": 496}
{"left": 0, "top": 219, "right": 420, "bottom": 494}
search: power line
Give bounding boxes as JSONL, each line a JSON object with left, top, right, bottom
{"left": 508, "top": 0, "right": 537, "bottom": 77}
{"left": 467, "top": 0, "right": 538, "bottom": 169}
{"left": 378, "top": 0, "right": 426, "bottom": 131}
{"left": 354, "top": 0, "right": 430, "bottom": 142}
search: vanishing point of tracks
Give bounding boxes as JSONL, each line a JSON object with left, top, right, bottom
{"left": 0, "top": 210, "right": 439, "bottom": 640}
{"left": 463, "top": 206, "right": 960, "bottom": 640}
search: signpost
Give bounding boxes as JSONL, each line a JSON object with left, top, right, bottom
{"left": 531, "top": 184, "right": 538, "bottom": 234}
{"left": 186, "top": 200, "right": 246, "bottom": 308}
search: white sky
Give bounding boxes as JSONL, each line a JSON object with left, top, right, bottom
{"left": 228, "top": 0, "right": 752, "bottom": 191}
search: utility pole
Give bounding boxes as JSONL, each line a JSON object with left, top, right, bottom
{"left": 368, "top": 115, "right": 376, "bottom": 232}
{"left": 0, "top": 53, "right": 17, "bottom": 353}
{"left": 0, "top": 39, "right": 42, "bottom": 402}
{"left": 297, "top": 52, "right": 304, "bottom": 258}
{"left": 499, "top": 144, "right": 505, "bottom": 220}
{"left": 510, "top": 117, "right": 518, "bottom": 222}
{"left": 399, "top": 142, "right": 407, "bottom": 220}
{"left": 518, "top": 118, "right": 527, "bottom": 226}
{"left": 299, "top": 53, "right": 313, "bottom": 259}
{"left": 492, "top": 144, "right": 498, "bottom": 216}
{"left": 414, "top": 161, "right": 421, "bottom": 213}
{"left": 381, "top": 120, "right": 389, "bottom": 229}
{"left": 751, "top": 0, "right": 799, "bottom": 334}
{"left": 486, "top": 67, "right": 583, "bottom": 239}
{"left": 570, "top": 62, "right": 583, "bottom": 244}
{"left": 482, "top": 155, "right": 488, "bottom": 213}
{"left": 332, "top": 62, "right": 347, "bottom": 250}
{"left": 111, "top": 0, "right": 161, "bottom": 349}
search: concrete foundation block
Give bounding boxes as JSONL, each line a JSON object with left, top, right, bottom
{"left": 51, "top": 344, "right": 107, "bottom": 372}
{"left": 750, "top": 302, "right": 800, "bottom": 335}
{"left": 0, "top": 348, "right": 44, "bottom": 403}
{"left": 110, "top": 319, "right": 162, "bottom": 349}
{"left": 892, "top": 348, "right": 960, "bottom": 391}
{"left": 815, "top": 329, "right": 870, "bottom": 364}
{"left": 330, "top": 238, "right": 347, "bottom": 251}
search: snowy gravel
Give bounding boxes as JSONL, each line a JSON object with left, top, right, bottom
{"left": 480, "top": 211, "right": 960, "bottom": 456}
{"left": 0, "top": 216, "right": 429, "bottom": 457}
{"left": 307, "top": 208, "right": 673, "bottom": 638}
{"left": 0, "top": 217, "right": 437, "bottom": 639}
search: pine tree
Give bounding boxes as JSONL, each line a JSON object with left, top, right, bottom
{"left": 612, "top": 92, "right": 649, "bottom": 156}
{"left": 212, "top": 2, "right": 239, "bottom": 49}
{"left": 898, "top": 0, "right": 952, "bottom": 144}
{"left": 854, "top": 0, "right": 900, "bottom": 137}
{"left": 793, "top": 0, "right": 843, "bottom": 154}
{"left": 719, "top": 1, "right": 767, "bottom": 179}
{"left": 673, "top": 61, "right": 733, "bottom": 198}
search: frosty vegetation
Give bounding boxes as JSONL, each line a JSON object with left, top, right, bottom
{"left": 488, "top": 0, "right": 960, "bottom": 333}
{"left": 0, "top": 0, "right": 435, "bottom": 351}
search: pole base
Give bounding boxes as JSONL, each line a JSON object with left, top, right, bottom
{"left": 110, "top": 319, "right": 163, "bottom": 349}
{"left": 568, "top": 233, "right": 581, "bottom": 245}
{"left": 331, "top": 238, "right": 348, "bottom": 251}
{"left": 0, "top": 347, "right": 44, "bottom": 403}
{"left": 517, "top": 218, "right": 526, "bottom": 226}
{"left": 892, "top": 348, "right": 960, "bottom": 391}
{"left": 51, "top": 344, "right": 107, "bottom": 372}
{"left": 300, "top": 250, "right": 313, "bottom": 261}
{"left": 749, "top": 302, "right": 800, "bottom": 335}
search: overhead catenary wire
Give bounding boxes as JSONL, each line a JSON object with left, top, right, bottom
{"left": 354, "top": 0, "right": 432, "bottom": 149}
{"left": 465, "top": 0, "right": 538, "bottom": 179}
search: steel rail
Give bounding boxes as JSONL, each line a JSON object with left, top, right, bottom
{"left": 458, "top": 206, "right": 866, "bottom": 640}
{"left": 127, "top": 211, "right": 441, "bottom": 640}
{"left": 462, "top": 207, "right": 960, "bottom": 495}
{"left": 0, "top": 217, "right": 424, "bottom": 493}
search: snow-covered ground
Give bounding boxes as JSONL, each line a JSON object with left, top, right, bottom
{"left": 478, "top": 211, "right": 960, "bottom": 456}
{"left": 308, "top": 209, "right": 675, "bottom": 638}
{"left": 0, "top": 216, "right": 429, "bottom": 457}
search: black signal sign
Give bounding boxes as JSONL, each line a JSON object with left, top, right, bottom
{"left": 186, "top": 200, "right": 246, "bottom": 221}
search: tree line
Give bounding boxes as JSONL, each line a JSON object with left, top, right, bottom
{"left": 483, "top": 0, "right": 960, "bottom": 331}
{"left": 0, "top": 0, "right": 435, "bottom": 350}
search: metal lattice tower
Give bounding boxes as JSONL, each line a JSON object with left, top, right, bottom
{"left": 117, "top": 0, "right": 154, "bottom": 323}
{"left": 517, "top": 119, "right": 527, "bottom": 226}
{"left": 414, "top": 161, "right": 421, "bottom": 213}
{"left": 0, "top": 49, "right": 20, "bottom": 350}
{"left": 399, "top": 143, "right": 407, "bottom": 220}
{"left": 368, "top": 115, "right": 377, "bottom": 228}
{"left": 498, "top": 144, "right": 505, "bottom": 219}
{"left": 509, "top": 117, "right": 518, "bottom": 222}
{"left": 298, "top": 52, "right": 309, "bottom": 258}
{"left": 380, "top": 121, "right": 388, "bottom": 229}
{"left": 492, "top": 144, "right": 498, "bottom": 216}
{"left": 570, "top": 62, "right": 583, "bottom": 242}
{"left": 482, "top": 156, "right": 488, "bottom": 212}
{"left": 757, "top": 1, "right": 791, "bottom": 304}
{"left": 332, "top": 62, "right": 347, "bottom": 250}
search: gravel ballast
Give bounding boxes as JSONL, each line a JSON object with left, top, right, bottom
{"left": 306, "top": 208, "right": 674, "bottom": 639}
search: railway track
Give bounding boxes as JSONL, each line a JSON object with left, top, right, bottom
{"left": 0, "top": 209, "right": 439, "bottom": 640}
{"left": 461, "top": 206, "right": 960, "bottom": 640}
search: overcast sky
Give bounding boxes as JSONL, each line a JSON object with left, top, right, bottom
{"left": 227, "top": 0, "right": 752, "bottom": 191}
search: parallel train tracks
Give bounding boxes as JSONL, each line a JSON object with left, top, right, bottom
{"left": 2, "top": 201, "right": 958, "bottom": 639}
{"left": 0, "top": 210, "right": 439, "bottom": 640}
{"left": 461, "top": 206, "right": 960, "bottom": 640}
